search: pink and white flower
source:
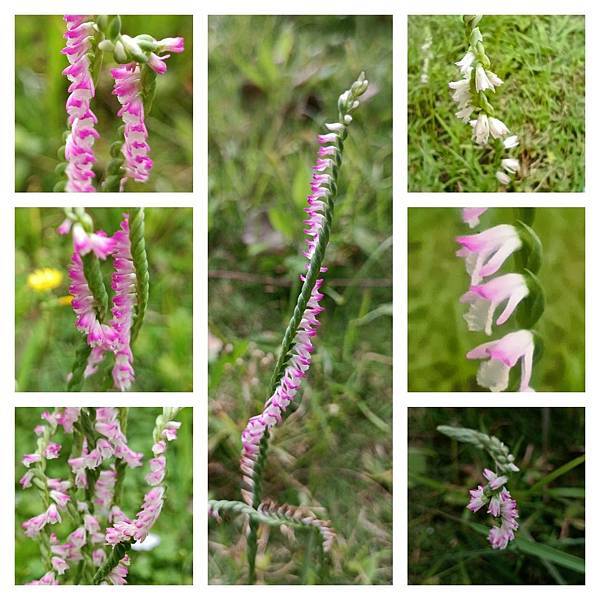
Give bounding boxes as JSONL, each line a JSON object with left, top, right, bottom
{"left": 61, "top": 15, "right": 98, "bottom": 192}
{"left": 461, "top": 208, "right": 488, "bottom": 229}
{"left": 111, "top": 64, "right": 153, "bottom": 188}
{"left": 467, "top": 329, "right": 535, "bottom": 392}
{"left": 460, "top": 273, "right": 529, "bottom": 335}
{"left": 456, "top": 224, "right": 522, "bottom": 285}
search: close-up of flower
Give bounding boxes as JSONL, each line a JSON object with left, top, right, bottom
{"left": 15, "top": 407, "right": 192, "bottom": 585}
{"left": 15, "top": 15, "right": 192, "bottom": 192}
{"left": 16, "top": 208, "right": 193, "bottom": 392}
{"left": 409, "top": 408, "right": 585, "bottom": 585}
{"left": 408, "top": 208, "right": 584, "bottom": 392}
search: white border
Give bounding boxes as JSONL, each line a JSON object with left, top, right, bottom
{"left": 1, "top": 0, "right": 596, "bottom": 597}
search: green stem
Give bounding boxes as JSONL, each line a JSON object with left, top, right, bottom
{"left": 92, "top": 541, "right": 131, "bottom": 584}
{"left": 82, "top": 253, "right": 109, "bottom": 321}
{"left": 113, "top": 408, "right": 129, "bottom": 506}
{"left": 129, "top": 208, "right": 150, "bottom": 345}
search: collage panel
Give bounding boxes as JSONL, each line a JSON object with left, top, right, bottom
{"left": 408, "top": 207, "right": 585, "bottom": 392}
{"left": 407, "top": 15, "right": 585, "bottom": 192}
{"left": 208, "top": 14, "right": 393, "bottom": 585}
{"left": 15, "top": 207, "right": 193, "bottom": 392}
{"left": 15, "top": 14, "right": 193, "bottom": 193}
{"left": 408, "top": 407, "right": 585, "bottom": 584}
{"left": 15, "top": 406, "right": 193, "bottom": 585}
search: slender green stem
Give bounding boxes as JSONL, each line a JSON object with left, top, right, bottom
{"left": 129, "top": 208, "right": 150, "bottom": 345}
{"left": 92, "top": 541, "right": 131, "bottom": 584}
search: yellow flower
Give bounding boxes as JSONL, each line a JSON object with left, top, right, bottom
{"left": 27, "top": 268, "right": 63, "bottom": 293}
{"left": 58, "top": 295, "right": 74, "bottom": 306}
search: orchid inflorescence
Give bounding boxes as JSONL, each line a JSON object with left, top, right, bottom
{"left": 457, "top": 208, "right": 545, "bottom": 392}
{"left": 438, "top": 425, "right": 520, "bottom": 550}
{"left": 449, "top": 16, "right": 521, "bottom": 188}
{"left": 58, "top": 15, "right": 185, "bottom": 192}
{"left": 59, "top": 207, "right": 149, "bottom": 392}
{"left": 209, "top": 73, "right": 369, "bottom": 583}
{"left": 20, "top": 407, "right": 182, "bottom": 585}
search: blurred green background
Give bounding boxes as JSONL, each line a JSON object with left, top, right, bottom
{"left": 15, "top": 15, "right": 193, "bottom": 192}
{"left": 15, "top": 407, "right": 193, "bottom": 585}
{"left": 409, "top": 407, "right": 585, "bottom": 584}
{"left": 408, "top": 15, "right": 585, "bottom": 192}
{"left": 15, "top": 208, "right": 193, "bottom": 391}
{"left": 408, "top": 208, "right": 585, "bottom": 391}
{"left": 208, "top": 15, "right": 392, "bottom": 584}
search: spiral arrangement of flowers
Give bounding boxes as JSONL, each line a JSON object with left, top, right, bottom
{"left": 456, "top": 208, "right": 545, "bottom": 392}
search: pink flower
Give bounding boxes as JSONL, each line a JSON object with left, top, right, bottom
{"left": 44, "top": 442, "right": 62, "bottom": 459}
{"left": 46, "top": 503, "right": 62, "bottom": 525}
{"left": 483, "top": 468, "right": 508, "bottom": 490}
{"left": 147, "top": 52, "right": 168, "bottom": 74}
{"left": 157, "top": 37, "right": 185, "bottom": 53}
{"left": 111, "top": 65, "right": 153, "bottom": 187}
{"left": 51, "top": 556, "right": 69, "bottom": 575}
{"left": 145, "top": 455, "right": 166, "bottom": 486}
{"left": 27, "top": 571, "right": 58, "bottom": 585}
{"left": 456, "top": 224, "right": 522, "bottom": 285}
{"left": 49, "top": 490, "right": 70, "bottom": 508}
{"left": 62, "top": 16, "right": 98, "bottom": 192}
{"left": 22, "top": 453, "right": 41, "bottom": 467}
{"left": 466, "top": 485, "right": 487, "bottom": 512}
{"left": 22, "top": 513, "right": 48, "bottom": 538}
{"left": 92, "top": 548, "right": 106, "bottom": 566}
{"left": 20, "top": 470, "right": 34, "bottom": 489}
{"left": 56, "top": 407, "right": 80, "bottom": 432}
{"left": 162, "top": 421, "right": 181, "bottom": 441}
{"left": 94, "top": 469, "right": 117, "bottom": 510}
{"left": 461, "top": 208, "right": 488, "bottom": 229}
{"left": 460, "top": 273, "right": 529, "bottom": 336}
{"left": 72, "top": 223, "right": 115, "bottom": 259}
{"left": 467, "top": 329, "right": 535, "bottom": 392}
{"left": 109, "top": 216, "right": 137, "bottom": 391}
{"left": 107, "top": 555, "right": 130, "bottom": 585}
{"left": 133, "top": 486, "right": 165, "bottom": 542}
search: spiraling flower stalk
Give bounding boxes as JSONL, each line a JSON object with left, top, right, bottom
{"left": 449, "top": 16, "right": 521, "bottom": 188}
{"left": 56, "top": 15, "right": 185, "bottom": 192}
{"left": 60, "top": 207, "right": 149, "bottom": 391}
{"left": 438, "top": 425, "right": 520, "bottom": 550}
{"left": 238, "top": 73, "right": 367, "bottom": 583}
{"left": 456, "top": 208, "right": 545, "bottom": 391}
{"left": 19, "top": 407, "right": 183, "bottom": 585}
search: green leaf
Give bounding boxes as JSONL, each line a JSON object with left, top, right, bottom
{"left": 517, "top": 269, "right": 545, "bottom": 328}
{"left": 467, "top": 523, "right": 584, "bottom": 573}
{"left": 516, "top": 220, "right": 543, "bottom": 273}
{"left": 528, "top": 454, "right": 585, "bottom": 493}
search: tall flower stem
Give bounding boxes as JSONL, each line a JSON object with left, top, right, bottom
{"left": 92, "top": 541, "right": 131, "bottom": 584}
{"left": 245, "top": 73, "right": 368, "bottom": 583}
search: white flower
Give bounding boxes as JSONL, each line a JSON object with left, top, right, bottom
{"left": 488, "top": 117, "right": 510, "bottom": 139}
{"left": 455, "top": 51, "right": 475, "bottom": 75}
{"left": 455, "top": 106, "right": 474, "bottom": 123}
{"left": 501, "top": 158, "right": 520, "bottom": 174}
{"left": 471, "top": 114, "right": 490, "bottom": 145}
{"left": 496, "top": 171, "right": 511, "bottom": 185}
{"left": 449, "top": 78, "right": 472, "bottom": 108}
{"left": 475, "top": 65, "right": 495, "bottom": 92}
{"left": 460, "top": 273, "right": 529, "bottom": 336}
{"left": 503, "top": 135, "right": 519, "bottom": 149}
{"left": 486, "top": 70, "right": 503, "bottom": 87}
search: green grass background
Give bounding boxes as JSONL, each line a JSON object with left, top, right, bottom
{"left": 409, "top": 407, "right": 585, "bottom": 585}
{"left": 208, "top": 15, "right": 392, "bottom": 584}
{"left": 15, "top": 15, "right": 193, "bottom": 192}
{"left": 408, "top": 208, "right": 585, "bottom": 392}
{"left": 408, "top": 15, "right": 585, "bottom": 192}
{"left": 15, "top": 407, "right": 193, "bottom": 585}
{"left": 15, "top": 208, "right": 193, "bottom": 392}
